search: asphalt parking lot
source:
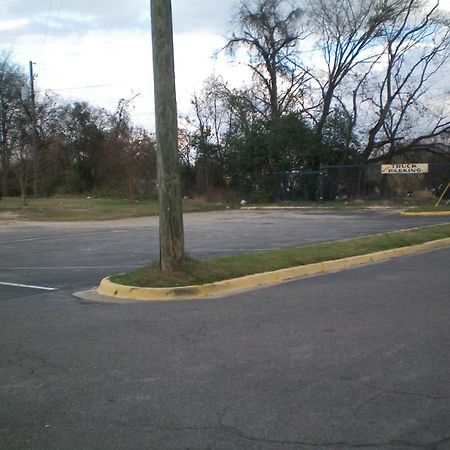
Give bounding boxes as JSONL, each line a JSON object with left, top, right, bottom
{"left": 1, "top": 208, "right": 449, "bottom": 291}
{"left": 1, "top": 209, "right": 449, "bottom": 449}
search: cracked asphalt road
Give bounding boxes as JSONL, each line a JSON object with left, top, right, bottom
{"left": 1, "top": 210, "right": 450, "bottom": 449}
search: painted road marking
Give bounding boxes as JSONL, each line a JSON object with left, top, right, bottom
{"left": 0, "top": 282, "right": 58, "bottom": 291}
{"left": 1, "top": 266, "right": 142, "bottom": 270}
{"left": 0, "top": 227, "right": 152, "bottom": 245}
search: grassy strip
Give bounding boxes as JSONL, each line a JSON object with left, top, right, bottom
{"left": 245, "top": 199, "right": 441, "bottom": 210}
{"left": 2, "top": 196, "right": 444, "bottom": 221}
{"left": 0, "top": 197, "right": 231, "bottom": 221}
{"left": 111, "top": 223, "right": 450, "bottom": 288}
{"left": 406, "top": 204, "right": 450, "bottom": 213}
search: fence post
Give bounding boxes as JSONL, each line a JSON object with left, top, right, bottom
{"left": 319, "top": 164, "right": 324, "bottom": 202}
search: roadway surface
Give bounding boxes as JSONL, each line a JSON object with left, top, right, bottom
{"left": 1, "top": 209, "right": 449, "bottom": 449}
{"left": 1, "top": 208, "right": 450, "bottom": 291}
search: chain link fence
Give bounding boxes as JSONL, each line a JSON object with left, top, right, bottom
{"left": 273, "top": 163, "right": 450, "bottom": 203}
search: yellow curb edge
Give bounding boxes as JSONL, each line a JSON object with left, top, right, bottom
{"left": 241, "top": 206, "right": 395, "bottom": 211}
{"left": 401, "top": 211, "right": 450, "bottom": 216}
{"left": 96, "top": 237, "right": 450, "bottom": 302}
{"left": 242, "top": 206, "right": 317, "bottom": 210}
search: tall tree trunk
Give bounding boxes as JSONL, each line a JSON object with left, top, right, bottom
{"left": 1, "top": 151, "right": 10, "bottom": 198}
{"left": 316, "top": 84, "right": 335, "bottom": 140}
{"left": 15, "top": 166, "right": 28, "bottom": 206}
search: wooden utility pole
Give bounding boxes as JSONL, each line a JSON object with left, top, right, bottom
{"left": 29, "top": 61, "right": 39, "bottom": 197}
{"left": 150, "top": 0, "right": 185, "bottom": 272}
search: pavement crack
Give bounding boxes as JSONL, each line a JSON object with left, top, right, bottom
{"left": 181, "top": 321, "right": 209, "bottom": 343}
{"left": 16, "top": 350, "right": 71, "bottom": 374}
{"left": 339, "top": 376, "right": 450, "bottom": 401}
{"left": 353, "top": 392, "right": 384, "bottom": 416}
{"left": 148, "top": 424, "right": 448, "bottom": 449}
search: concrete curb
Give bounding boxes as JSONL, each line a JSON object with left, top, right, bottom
{"left": 242, "top": 206, "right": 318, "bottom": 210}
{"left": 95, "top": 237, "right": 450, "bottom": 302}
{"left": 401, "top": 211, "right": 450, "bottom": 216}
{"left": 241, "top": 206, "right": 394, "bottom": 211}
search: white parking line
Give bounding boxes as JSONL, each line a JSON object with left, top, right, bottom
{"left": 0, "top": 282, "right": 57, "bottom": 291}
{"left": 0, "top": 227, "right": 151, "bottom": 245}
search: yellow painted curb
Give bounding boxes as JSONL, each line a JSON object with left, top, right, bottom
{"left": 241, "top": 206, "right": 314, "bottom": 210}
{"left": 97, "top": 237, "right": 450, "bottom": 301}
{"left": 401, "top": 211, "right": 450, "bottom": 216}
{"left": 241, "top": 206, "right": 393, "bottom": 211}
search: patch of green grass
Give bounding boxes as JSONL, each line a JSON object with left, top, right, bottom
{"left": 0, "top": 196, "right": 232, "bottom": 221}
{"left": 406, "top": 204, "right": 450, "bottom": 213}
{"left": 2, "top": 196, "right": 443, "bottom": 221}
{"left": 110, "top": 223, "right": 450, "bottom": 288}
{"left": 244, "top": 199, "right": 437, "bottom": 210}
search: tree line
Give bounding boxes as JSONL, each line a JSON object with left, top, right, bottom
{"left": 187, "top": 0, "right": 450, "bottom": 199}
{"left": 1, "top": 0, "right": 449, "bottom": 203}
{"left": 0, "top": 53, "right": 157, "bottom": 203}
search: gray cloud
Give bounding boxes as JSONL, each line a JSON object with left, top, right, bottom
{"left": 172, "top": 1, "right": 234, "bottom": 34}
{"left": 0, "top": 0, "right": 236, "bottom": 44}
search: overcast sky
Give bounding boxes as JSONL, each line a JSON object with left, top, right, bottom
{"left": 0, "top": 0, "right": 248, "bottom": 129}
{"left": 1, "top": 0, "right": 450, "bottom": 130}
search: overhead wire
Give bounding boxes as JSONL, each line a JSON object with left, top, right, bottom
{"left": 50, "top": 0, "right": 64, "bottom": 44}
{"left": 41, "top": 0, "right": 54, "bottom": 58}
{"left": 38, "top": 83, "right": 129, "bottom": 93}
{"left": 39, "top": 0, "right": 65, "bottom": 82}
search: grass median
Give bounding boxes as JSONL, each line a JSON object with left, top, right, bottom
{"left": 405, "top": 204, "right": 450, "bottom": 213}
{"left": 0, "top": 196, "right": 231, "bottom": 221}
{"left": 111, "top": 223, "right": 450, "bottom": 288}
{"left": 2, "top": 196, "right": 446, "bottom": 221}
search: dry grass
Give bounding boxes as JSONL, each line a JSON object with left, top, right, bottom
{"left": 0, "top": 196, "right": 232, "bottom": 221}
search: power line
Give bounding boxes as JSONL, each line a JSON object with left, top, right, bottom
{"left": 52, "top": 0, "right": 64, "bottom": 43}
{"left": 45, "top": 0, "right": 65, "bottom": 49}
{"left": 38, "top": 82, "right": 128, "bottom": 93}
{"left": 40, "top": 0, "right": 64, "bottom": 81}
{"left": 41, "top": 0, "right": 54, "bottom": 57}
{"left": 134, "top": 111, "right": 155, "bottom": 117}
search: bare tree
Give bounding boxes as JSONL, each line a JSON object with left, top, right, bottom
{"left": 224, "top": 0, "right": 309, "bottom": 121}
{"left": 107, "top": 96, "right": 145, "bottom": 202}
{"left": 7, "top": 83, "right": 34, "bottom": 205}
{"left": 360, "top": 0, "right": 450, "bottom": 161}
{"left": 190, "top": 77, "right": 233, "bottom": 153}
{"left": 10, "top": 129, "right": 32, "bottom": 206}
{"left": 306, "top": 0, "right": 393, "bottom": 138}
{"left": 188, "top": 77, "right": 233, "bottom": 192}
{"left": 0, "top": 52, "right": 27, "bottom": 199}
{"left": 120, "top": 127, "right": 156, "bottom": 203}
